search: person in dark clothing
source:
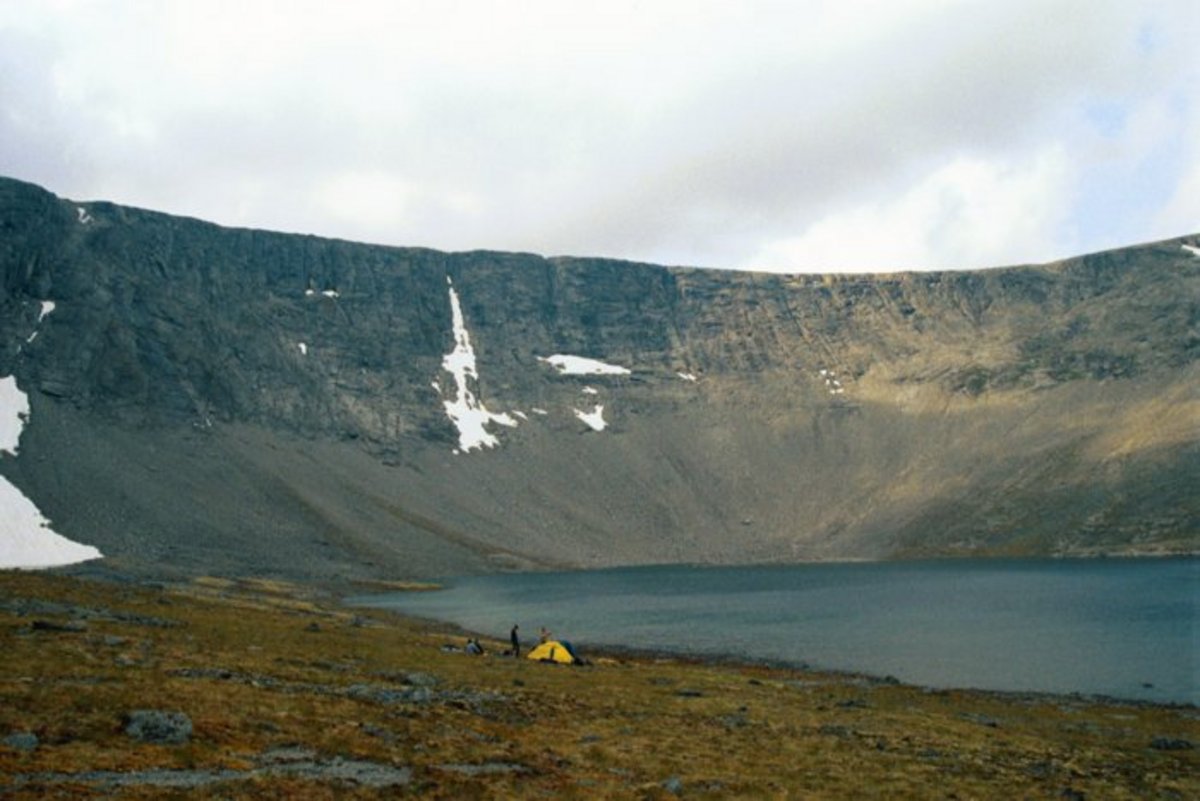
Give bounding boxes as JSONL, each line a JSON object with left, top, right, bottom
{"left": 510, "top": 624, "right": 520, "bottom": 657}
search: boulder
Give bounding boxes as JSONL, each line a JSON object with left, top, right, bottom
{"left": 124, "top": 710, "right": 193, "bottom": 744}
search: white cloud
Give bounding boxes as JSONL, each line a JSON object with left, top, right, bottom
{"left": 0, "top": 1, "right": 1196, "bottom": 272}
{"left": 751, "top": 149, "right": 1073, "bottom": 272}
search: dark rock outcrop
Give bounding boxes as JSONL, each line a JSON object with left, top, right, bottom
{"left": 1, "top": 176, "right": 1196, "bottom": 580}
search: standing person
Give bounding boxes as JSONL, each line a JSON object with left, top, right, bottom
{"left": 510, "top": 624, "right": 520, "bottom": 657}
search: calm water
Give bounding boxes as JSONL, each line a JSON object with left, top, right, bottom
{"left": 351, "top": 558, "right": 1199, "bottom": 704}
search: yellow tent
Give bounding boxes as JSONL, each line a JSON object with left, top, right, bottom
{"left": 526, "top": 640, "right": 576, "bottom": 664}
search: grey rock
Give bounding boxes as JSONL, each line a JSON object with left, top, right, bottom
{"left": 819, "top": 724, "right": 853, "bottom": 739}
{"left": 961, "top": 712, "right": 1001, "bottom": 728}
{"left": 3, "top": 732, "right": 38, "bottom": 751}
{"left": 662, "top": 775, "right": 684, "bottom": 795}
{"left": 402, "top": 671, "right": 440, "bottom": 687}
{"left": 262, "top": 757, "right": 412, "bottom": 787}
{"left": 31, "top": 619, "right": 87, "bottom": 633}
{"left": 124, "top": 710, "right": 193, "bottom": 744}
{"left": 1150, "top": 737, "right": 1194, "bottom": 751}
{"left": 4, "top": 758, "right": 411, "bottom": 791}
{"left": 437, "top": 762, "right": 528, "bottom": 776}
{"left": 4, "top": 768, "right": 242, "bottom": 790}
{"left": 257, "top": 745, "right": 318, "bottom": 764}
{"left": 717, "top": 713, "right": 749, "bottom": 730}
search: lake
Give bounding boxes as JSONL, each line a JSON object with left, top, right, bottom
{"left": 351, "top": 558, "right": 1199, "bottom": 704}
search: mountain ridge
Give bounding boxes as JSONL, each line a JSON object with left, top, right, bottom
{"left": 1, "top": 176, "right": 1196, "bottom": 582}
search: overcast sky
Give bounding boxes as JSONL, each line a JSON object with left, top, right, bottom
{"left": 1, "top": 1, "right": 1197, "bottom": 273}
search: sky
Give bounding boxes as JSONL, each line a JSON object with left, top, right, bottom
{"left": 1, "top": 1, "right": 1197, "bottom": 273}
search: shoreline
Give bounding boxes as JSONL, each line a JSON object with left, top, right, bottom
{"left": 375, "top": 609, "right": 1200, "bottom": 712}
{"left": 344, "top": 556, "right": 1199, "bottom": 710}
{"left": 35, "top": 559, "right": 1200, "bottom": 707}
{"left": 4, "top": 569, "right": 1197, "bottom": 798}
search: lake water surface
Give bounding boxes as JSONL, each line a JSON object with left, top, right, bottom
{"left": 352, "top": 558, "right": 1198, "bottom": 704}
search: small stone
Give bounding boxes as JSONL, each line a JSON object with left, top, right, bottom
{"left": 1150, "top": 737, "right": 1194, "bottom": 751}
{"left": 124, "top": 710, "right": 193, "bottom": 744}
{"left": 960, "top": 712, "right": 1000, "bottom": 728}
{"left": 662, "top": 775, "right": 684, "bottom": 795}
{"left": 31, "top": 619, "right": 87, "bottom": 633}
{"left": 3, "top": 732, "right": 38, "bottom": 751}
{"left": 819, "top": 724, "right": 853, "bottom": 738}
{"left": 718, "top": 713, "right": 749, "bottom": 730}
{"left": 405, "top": 687, "right": 434, "bottom": 704}
{"left": 304, "top": 622, "right": 321, "bottom": 632}
{"left": 403, "top": 671, "right": 439, "bottom": 687}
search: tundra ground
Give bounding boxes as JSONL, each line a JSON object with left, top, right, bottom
{"left": 1, "top": 571, "right": 1196, "bottom": 799}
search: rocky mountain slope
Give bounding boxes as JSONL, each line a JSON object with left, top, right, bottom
{"left": 1, "top": 176, "right": 1197, "bottom": 581}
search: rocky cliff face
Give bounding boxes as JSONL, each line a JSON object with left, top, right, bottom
{"left": 1, "top": 176, "right": 1197, "bottom": 581}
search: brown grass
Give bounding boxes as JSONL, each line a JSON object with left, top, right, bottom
{"left": 1, "top": 571, "right": 1196, "bottom": 799}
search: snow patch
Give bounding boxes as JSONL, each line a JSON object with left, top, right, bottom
{"left": 0, "top": 477, "right": 103, "bottom": 569}
{"left": 0, "top": 374, "right": 102, "bottom": 569}
{"left": 677, "top": 372, "right": 698, "bottom": 382}
{"left": 531, "top": 408, "right": 548, "bottom": 416}
{"left": 512, "top": 410, "right": 529, "bottom": 421}
{"left": 574, "top": 404, "right": 607, "bottom": 432}
{"left": 1183, "top": 244, "right": 1200, "bottom": 258}
{"left": 305, "top": 288, "right": 316, "bottom": 297}
{"left": 539, "top": 354, "right": 631, "bottom": 376}
{"left": 25, "top": 332, "right": 37, "bottom": 344}
{"left": 582, "top": 386, "right": 598, "bottom": 395}
{"left": 1, "top": 376, "right": 30, "bottom": 456}
{"left": 38, "top": 301, "right": 56, "bottom": 323}
{"left": 321, "top": 289, "right": 340, "bottom": 299}
{"left": 75, "top": 206, "right": 92, "bottom": 225}
{"left": 440, "top": 279, "right": 517, "bottom": 452}
{"left": 298, "top": 342, "right": 308, "bottom": 356}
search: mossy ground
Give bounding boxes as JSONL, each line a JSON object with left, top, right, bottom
{"left": 1, "top": 571, "right": 1195, "bottom": 799}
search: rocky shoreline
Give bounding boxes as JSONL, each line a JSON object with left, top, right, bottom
{"left": 2, "top": 570, "right": 1197, "bottom": 798}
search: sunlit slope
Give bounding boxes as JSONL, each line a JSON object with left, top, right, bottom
{"left": 1, "top": 176, "right": 1196, "bottom": 579}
